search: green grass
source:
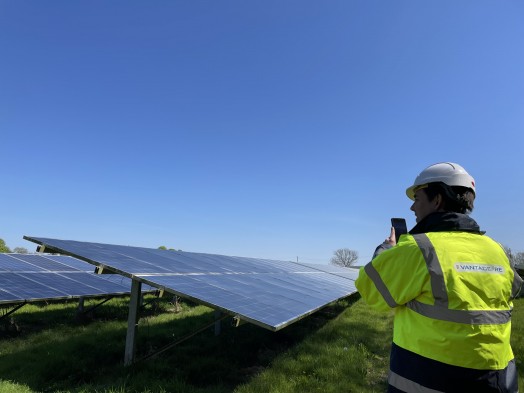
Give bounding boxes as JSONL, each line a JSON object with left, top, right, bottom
{"left": 0, "top": 296, "right": 522, "bottom": 392}
{"left": 511, "top": 296, "right": 524, "bottom": 389}
{"left": 235, "top": 298, "right": 391, "bottom": 393}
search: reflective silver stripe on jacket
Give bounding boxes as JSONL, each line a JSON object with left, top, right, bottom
{"left": 409, "top": 233, "right": 512, "bottom": 325}
{"left": 388, "top": 371, "right": 444, "bottom": 393}
{"left": 364, "top": 263, "right": 399, "bottom": 308}
{"left": 412, "top": 234, "right": 448, "bottom": 308}
{"left": 406, "top": 299, "right": 511, "bottom": 324}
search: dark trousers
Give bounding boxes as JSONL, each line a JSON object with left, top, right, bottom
{"left": 387, "top": 343, "right": 519, "bottom": 393}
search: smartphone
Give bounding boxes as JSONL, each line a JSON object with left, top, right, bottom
{"left": 391, "top": 218, "right": 407, "bottom": 243}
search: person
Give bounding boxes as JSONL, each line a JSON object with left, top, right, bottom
{"left": 355, "top": 162, "right": 523, "bottom": 392}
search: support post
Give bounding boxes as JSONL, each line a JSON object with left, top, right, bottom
{"left": 214, "top": 310, "right": 222, "bottom": 336}
{"left": 124, "top": 279, "right": 141, "bottom": 366}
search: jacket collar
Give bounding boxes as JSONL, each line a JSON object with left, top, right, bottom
{"left": 409, "top": 212, "right": 482, "bottom": 235}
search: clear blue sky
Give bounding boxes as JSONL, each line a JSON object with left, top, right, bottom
{"left": 2, "top": 1, "right": 523, "bottom": 264}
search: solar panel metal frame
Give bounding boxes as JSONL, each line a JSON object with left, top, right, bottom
{"left": 24, "top": 236, "right": 359, "bottom": 332}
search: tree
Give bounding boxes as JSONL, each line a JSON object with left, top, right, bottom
{"left": 0, "top": 238, "right": 11, "bottom": 253}
{"left": 502, "top": 245, "right": 524, "bottom": 268}
{"left": 514, "top": 252, "right": 524, "bottom": 268}
{"left": 330, "top": 248, "right": 359, "bottom": 267}
{"left": 13, "top": 247, "right": 28, "bottom": 254}
{"left": 158, "top": 246, "right": 180, "bottom": 251}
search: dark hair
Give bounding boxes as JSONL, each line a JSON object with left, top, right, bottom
{"left": 423, "top": 182, "right": 475, "bottom": 214}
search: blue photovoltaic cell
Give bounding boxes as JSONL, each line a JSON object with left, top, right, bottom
{"left": 0, "top": 253, "right": 153, "bottom": 305}
{"left": 24, "top": 237, "right": 359, "bottom": 331}
{"left": 4, "top": 254, "right": 81, "bottom": 272}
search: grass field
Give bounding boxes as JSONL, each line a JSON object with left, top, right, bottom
{"left": 0, "top": 295, "right": 522, "bottom": 393}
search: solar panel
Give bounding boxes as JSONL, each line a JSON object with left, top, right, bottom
{"left": 24, "top": 237, "right": 359, "bottom": 331}
{"left": 0, "top": 253, "right": 152, "bottom": 305}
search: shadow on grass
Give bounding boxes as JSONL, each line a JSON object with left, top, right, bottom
{"left": 0, "top": 293, "right": 172, "bottom": 338}
{"left": 0, "top": 296, "right": 356, "bottom": 393}
{"left": 125, "top": 298, "right": 359, "bottom": 390}
{"left": 0, "top": 294, "right": 168, "bottom": 335}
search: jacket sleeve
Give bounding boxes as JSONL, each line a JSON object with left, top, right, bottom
{"left": 372, "top": 242, "right": 392, "bottom": 259}
{"left": 355, "top": 238, "right": 428, "bottom": 312}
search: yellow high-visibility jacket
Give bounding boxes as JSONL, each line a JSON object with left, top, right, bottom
{"left": 356, "top": 230, "right": 522, "bottom": 370}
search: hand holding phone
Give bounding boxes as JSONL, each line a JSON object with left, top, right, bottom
{"left": 391, "top": 218, "right": 407, "bottom": 243}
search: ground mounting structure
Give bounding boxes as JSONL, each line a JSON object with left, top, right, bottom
{"left": 24, "top": 236, "right": 359, "bottom": 365}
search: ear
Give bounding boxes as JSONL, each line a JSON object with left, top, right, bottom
{"left": 434, "top": 194, "right": 444, "bottom": 209}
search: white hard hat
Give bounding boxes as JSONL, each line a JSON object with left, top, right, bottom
{"left": 406, "top": 162, "right": 476, "bottom": 200}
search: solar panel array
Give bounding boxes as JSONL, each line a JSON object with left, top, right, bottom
{"left": 0, "top": 253, "right": 149, "bottom": 305}
{"left": 24, "top": 237, "right": 359, "bottom": 331}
